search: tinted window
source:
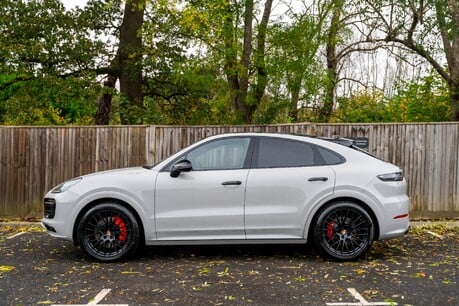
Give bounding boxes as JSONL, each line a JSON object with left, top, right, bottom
{"left": 254, "top": 138, "right": 315, "bottom": 168}
{"left": 186, "top": 138, "right": 250, "bottom": 170}
{"left": 316, "top": 146, "right": 344, "bottom": 165}
{"left": 254, "top": 137, "right": 344, "bottom": 168}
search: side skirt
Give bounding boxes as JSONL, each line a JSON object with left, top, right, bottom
{"left": 145, "top": 239, "right": 307, "bottom": 246}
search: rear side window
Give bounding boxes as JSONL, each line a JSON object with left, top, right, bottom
{"left": 316, "top": 146, "right": 344, "bottom": 165}
{"left": 253, "top": 137, "right": 344, "bottom": 168}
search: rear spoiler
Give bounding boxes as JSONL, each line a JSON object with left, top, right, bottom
{"left": 319, "top": 136, "right": 369, "bottom": 150}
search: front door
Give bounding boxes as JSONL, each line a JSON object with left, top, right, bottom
{"left": 155, "top": 137, "right": 252, "bottom": 240}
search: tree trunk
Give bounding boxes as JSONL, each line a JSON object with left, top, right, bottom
{"left": 252, "top": 0, "right": 273, "bottom": 122}
{"left": 222, "top": 2, "right": 240, "bottom": 121}
{"left": 117, "top": 0, "right": 144, "bottom": 124}
{"left": 95, "top": 75, "right": 117, "bottom": 125}
{"left": 289, "top": 88, "right": 300, "bottom": 121}
{"left": 237, "top": 0, "right": 254, "bottom": 123}
{"left": 451, "top": 82, "right": 459, "bottom": 121}
{"left": 222, "top": 0, "right": 276, "bottom": 123}
{"left": 320, "top": 0, "right": 342, "bottom": 122}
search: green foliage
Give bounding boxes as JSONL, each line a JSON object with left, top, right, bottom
{"left": 140, "top": 0, "right": 239, "bottom": 125}
{"left": 142, "top": 59, "right": 233, "bottom": 125}
{"left": 0, "top": 0, "right": 110, "bottom": 75}
{"left": 265, "top": 8, "right": 329, "bottom": 123}
{"left": 0, "top": 0, "right": 455, "bottom": 125}
{"left": 0, "top": 74, "right": 99, "bottom": 125}
{"left": 252, "top": 95, "right": 291, "bottom": 124}
{"left": 333, "top": 75, "right": 451, "bottom": 123}
{"left": 361, "top": 0, "right": 459, "bottom": 120}
{"left": 332, "top": 89, "right": 388, "bottom": 123}
{"left": 386, "top": 75, "right": 450, "bottom": 122}
{"left": 0, "top": 0, "right": 113, "bottom": 125}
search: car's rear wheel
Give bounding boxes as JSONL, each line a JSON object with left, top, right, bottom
{"left": 313, "top": 202, "right": 374, "bottom": 261}
{"left": 77, "top": 203, "right": 139, "bottom": 262}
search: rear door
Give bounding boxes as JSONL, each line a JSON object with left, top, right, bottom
{"left": 245, "top": 137, "right": 337, "bottom": 239}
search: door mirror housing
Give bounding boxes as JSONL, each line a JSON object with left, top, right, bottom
{"left": 170, "top": 160, "right": 192, "bottom": 177}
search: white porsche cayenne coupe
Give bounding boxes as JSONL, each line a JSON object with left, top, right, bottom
{"left": 42, "top": 133, "right": 410, "bottom": 262}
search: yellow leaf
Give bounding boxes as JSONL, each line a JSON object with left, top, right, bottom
{"left": 354, "top": 268, "right": 366, "bottom": 275}
{"left": 0, "top": 265, "right": 15, "bottom": 273}
{"left": 121, "top": 271, "right": 141, "bottom": 274}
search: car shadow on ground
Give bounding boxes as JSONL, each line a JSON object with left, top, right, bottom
{"left": 57, "top": 241, "right": 410, "bottom": 264}
{"left": 139, "top": 243, "right": 319, "bottom": 260}
{"left": 45, "top": 235, "right": 412, "bottom": 264}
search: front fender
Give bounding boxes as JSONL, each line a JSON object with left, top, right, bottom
{"left": 71, "top": 188, "right": 155, "bottom": 243}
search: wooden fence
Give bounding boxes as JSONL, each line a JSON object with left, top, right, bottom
{"left": 1, "top": 123, "right": 458, "bottom": 218}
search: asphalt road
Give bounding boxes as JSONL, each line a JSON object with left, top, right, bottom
{"left": 0, "top": 222, "right": 457, "bottom": 305}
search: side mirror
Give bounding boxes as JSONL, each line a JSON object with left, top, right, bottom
{"left": 170, "top": 160, "right": 192, "bottom": 178}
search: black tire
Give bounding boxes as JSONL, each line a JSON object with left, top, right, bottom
{"left": 313, "top": 202, "right": 374, "bottom": 261}
{"left": 77, "top": 203, "right": 140, "bottom": 262}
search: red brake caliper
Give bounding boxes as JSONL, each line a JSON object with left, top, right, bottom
{"left": 113, "top": 216, "right": 127, "bottom": 242}
{"left": 327, "top": 221, "right": 334, "bottom": 240}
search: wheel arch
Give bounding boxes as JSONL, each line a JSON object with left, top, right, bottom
{"left": 306, "top": 197, "right": 380, "bottom": 243}
{"left": 72, "top": 198, "right": 146, "bottom": 247}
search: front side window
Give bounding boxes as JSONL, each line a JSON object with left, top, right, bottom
{"left": 186, "top": 138, "right": 251, "bottom": 170}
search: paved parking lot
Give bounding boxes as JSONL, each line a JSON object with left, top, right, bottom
{"left": 0, "top": 222, "right": 457, "bottom": 305}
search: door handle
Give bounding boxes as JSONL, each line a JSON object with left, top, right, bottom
{"left": 221, "top": 181, "right": 242, "bottom": 186}
{"left": 308, "top": 177, "right": 328, "bottom": 182}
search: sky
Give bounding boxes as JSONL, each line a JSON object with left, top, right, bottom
{"left": 61, "top": 0, "right": 88, "bottom": 9}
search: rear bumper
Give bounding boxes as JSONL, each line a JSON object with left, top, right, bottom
{"left": 377, "top": 196, "right": 410, "bottom": 240}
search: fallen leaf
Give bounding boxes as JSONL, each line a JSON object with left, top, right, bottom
{"left": 0, "top": 265, "right": 14, "bottom": 273}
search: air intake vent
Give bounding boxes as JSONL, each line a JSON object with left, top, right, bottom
{"left": 44, "top": 198, "right": 56, "bottom": 219}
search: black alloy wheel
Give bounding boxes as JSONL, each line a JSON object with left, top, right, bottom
{"left": 77, "top": 203, "right": 140, "bottom": 262}
{"left": 314, "top": 202, "right": 374, "bottom": 261}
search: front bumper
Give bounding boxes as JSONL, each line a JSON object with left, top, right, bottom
{"left": 41, "top": 192, "right": 79, "bottom": 242}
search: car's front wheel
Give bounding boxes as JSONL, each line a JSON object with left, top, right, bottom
{"left": 77, "top": 203, "right": 140, "bottom": 262}
{"left": 313, "top": 202, "right": 374, "bottom": 261}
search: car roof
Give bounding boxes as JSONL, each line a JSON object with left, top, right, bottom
{"left": 204, "top": 132, "right": 337, "bottom": 146}
{"left": 202, "top": 132, "right": 355, "bottom": 153}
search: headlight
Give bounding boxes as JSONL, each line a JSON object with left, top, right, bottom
{"left": 377, "top": 172, "right": 403, "bottom": 182}
{"left": 51, "top": 177, "right": 82, "bottom": 193}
